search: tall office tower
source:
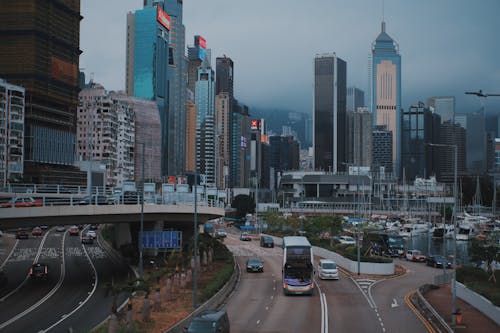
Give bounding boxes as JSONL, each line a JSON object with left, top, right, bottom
{"left": 269, "top": 136, "right": 300, "bottom": 172}
{"left": 427, "top": 96, "right": 455, "bottom": 123}
{"left": 185, "top": 88, "right": 196, "bottom": 173}
{"left": 313, "top": 53, "right": 347, "bottom": 173}
{"left": 494, "top": 139, "right": 500, "bottom": 170}
{"left": 347, "top": 87, "right": 365, "bottom": 112}
{"left": 401, "top": 102, "right": 441, "bottom": 181}
{"left": 162, "top": 0, "right": 187, "bottom": 176}
{"left": 77, "top": 83, "right": 136, "bottom": 187}
{"left": 126, "top": 4, "right": 171, "bottom": 177}
{"left": 0, "top": 79, "right": 25, "bottom": 185}
{"left": 216, "top": 56, "right": 234, "bottom": 97}
{"left": 195, "top": 67, "right": 216, "bottom": 186}
{"left": 187, "top": 35, "right": 209, "bottom": 95}
{"left": 346, "top": 107, "right": 372, "bottom": 168}
{"left": 370, "top": 21, "right": 402, "bottom": 175}
{"left": 215, "top": 93, "right": 231, "bottom": 189}
{"left": 465, "top": 113, "right": 487, "bottom": 174}
{"left": 250, "top": 119, "right": 270, "bottom": 190}
{"left": 437, "top": 121, "right": 466, "bottom": 183}
{"left": 0, "top": 1, "right": 82, "bottom": 184}
{"left": 231, "top": 102, "right": 250, "bottom": 187}
{"left": 372, "top": 125, "right": 393, "bottom": 174}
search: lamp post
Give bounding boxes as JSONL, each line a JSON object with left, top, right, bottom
{"left": 429, "top": 143, "right": 457, "bottom": 325}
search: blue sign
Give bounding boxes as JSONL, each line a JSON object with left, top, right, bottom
{"left": 141, "top": 231, "right": 181, "bottom": 249}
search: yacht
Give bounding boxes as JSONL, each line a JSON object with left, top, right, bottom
{"left": 432, "top": 223, "right": 454, "bottom": 238}
{"left": 399, "top": 222, "right": 430, "bottom": 238}
{"left": 456, "top": 222, "right": 476, "bottom": 241}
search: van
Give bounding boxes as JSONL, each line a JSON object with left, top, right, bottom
{"left": 185, "top": 309, "right": 230, "bottom": 333}
{"left": 260, "top": 235, "right": 274, "bottom": 248}
{"left": 317, "top": 259, "right": 339, "bottom": 280}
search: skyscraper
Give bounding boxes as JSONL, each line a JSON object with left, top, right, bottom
{"left": 163, "top": 0, "right": 187, "bottom": 176}
{"left": 372, "top": 125, "right": 393, "bottom": 174}
{"left": 215, "top": 93, "right": 231, "bottom": 189}
{"left": 427, "top": 96, "right": 455, "bottom": 123}
{"left": 370, "top": 21, "right": 402, "bottom": 175}
{"left": 216, "top": 56, "right": 234, "bottom": 97}
{"left": 126, "top": 3, "right": 171, "bottom": 177}
{"left": 0, "top": 0, "right": 82, "bottom": 184}
{"left": 313, "top": 53, "right": 347, "bottom": 173}
{"left": 437, "top": 121, "right": 466, "bottom": 182}
{"left": 347, "top": 107, "right": 372, "bottom": 168}
{"left": 347, "top": 87, "right": 365, "bottom": 112}
{"left": 195, "top": 67, "right": 216, "bottom": 186}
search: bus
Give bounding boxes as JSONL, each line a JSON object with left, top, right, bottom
{"left": 282, "top": 236, "right": 314, "bottom": 295}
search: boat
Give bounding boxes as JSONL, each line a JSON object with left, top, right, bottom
{"left": 456, "top": 222, "right": 476, "bottom": 241}
{"left": 399, "top": 222, "right": 430, "bottom": 238}
{"left": 432, "top": 223, "right": 454, "bottom": 238}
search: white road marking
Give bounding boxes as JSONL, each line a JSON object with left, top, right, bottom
{"left": 0, "top": 239, "right": 18, "bottom": 269}
{"left": 391, "top": 298, "right": 399, "bottom": 308}
{"left": 256, "top": 320, "right": 261, "bottom": 325}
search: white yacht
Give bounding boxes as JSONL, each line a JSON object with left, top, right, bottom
{"left": 399, "top": 222, "right": 430, "bottom": 238}
{"left": 456, "top": 223, "right": 476, "bottom": 241}
{"left": 432, "top": 223, "right": 454, "bottom": 238}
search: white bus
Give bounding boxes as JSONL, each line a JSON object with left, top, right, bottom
{"left": 282, "top": 236, "right": 314, "bottom": 295}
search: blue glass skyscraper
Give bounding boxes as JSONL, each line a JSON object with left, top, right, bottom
{"left": 370, "top": 21, "right": 401, "bottom": 176}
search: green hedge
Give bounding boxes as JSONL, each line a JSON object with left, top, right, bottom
{"left": 200, "top": 257, "right": 235, "bottom": 303}
{"left": 308, "top": 239, "right": 393, "bottom": 264}
{"left": 457, "top": 266, "right": 500, "bottom": 306}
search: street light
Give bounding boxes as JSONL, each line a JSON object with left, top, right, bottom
{"left": 428, "top": 143, "right": 457, "bottom": 325}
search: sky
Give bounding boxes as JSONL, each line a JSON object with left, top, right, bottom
{"left": 80, "top": 0, "right": 500, "bottom": 115}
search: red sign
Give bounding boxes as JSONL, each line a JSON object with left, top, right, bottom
{"left": 157, "top": 7, "right": 171, "bottom": 31}
{"left": 198, "top": 36, "right": 206, "bottom": 49}
{"left": 251, "top": 119, "right": 261, "bottom": 130}
{"left": 167, "top": 176, "right": 176, "bottom": 184}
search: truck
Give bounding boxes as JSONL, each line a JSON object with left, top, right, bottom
{"left": 362, "top": 231, "right": 405, "bottom": 257}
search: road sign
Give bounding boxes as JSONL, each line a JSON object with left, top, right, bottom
{"left": 141, "top": 231, "right": 181, "bottom": 249}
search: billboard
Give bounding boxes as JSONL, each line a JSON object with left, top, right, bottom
{"left": 51, "top": 57, "right": 77, "bottom": 85}
{"left": 198, "top": 36, "right": 207, "bottom": 49}
{"left": 157, "top": 7, "right": 171, "bottom": 31}
{"left": 250, "top": 119, "right": 261, "bottom": 131}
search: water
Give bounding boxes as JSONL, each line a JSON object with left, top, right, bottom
{"left": 403, "top": 233, "right": 471, "bottom": 266}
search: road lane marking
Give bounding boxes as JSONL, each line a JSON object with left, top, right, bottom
{"left": 0, "top": 229, "right": 67, "bottom": 330}
{"left": 0, "top": 239, "right": 18, "bottom": 269}
{"left": 257, "top": 320, "right": 261, "bottom": 325}
{"left": 40, "top": 227, "right": 99, "bottom": 332}
{"left": 391, "top": 298, "right": 399, "bottom": 308}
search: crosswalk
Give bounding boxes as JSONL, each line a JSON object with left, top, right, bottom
{"left": 355, "top": 278, "right": 376, "bottom": 294}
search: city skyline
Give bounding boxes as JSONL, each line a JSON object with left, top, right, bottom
{"left": 81, "top": 0, "right": 500, "bottom": 116}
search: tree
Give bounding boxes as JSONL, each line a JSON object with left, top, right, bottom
{"left": 468, "top": 232, "right": 500, "bottom": 283}
{"left": 231, "top": 194, "right": 255, "bottom": 218}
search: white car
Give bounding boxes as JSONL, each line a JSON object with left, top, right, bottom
{"left": 86, "top": 230, "right": 97, "bottom": 239}
{"left": 317, "top": 259, "right": 340, "bottom": 280}
{"left": 339, "top": 236, "right": 356, "bottom": 245}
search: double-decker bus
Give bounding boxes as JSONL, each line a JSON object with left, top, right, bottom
{"left": 282, "top": 236, "right": 314, "bottom": 295}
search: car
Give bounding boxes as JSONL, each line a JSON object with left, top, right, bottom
{"left": 86, "top": 230, "right": 97, "bottom": 239}
{"left": 239, "top": 232, "right": 252, "bottom": 241}
{"left": 426, "top": 255, "right": 452, "bottom": 268}
{"left": 69, "top": 226, "right": 79, "bottom": 236}
{"left": 81, "top": 233, "right": 94, "bottom": 244}
{"left": 40, "top": 225, "right": 49, "bottom": 230}
{"left": 318, "top": 259, "right": 340, "bottom": 280}
{"left": 90, "top": 224, "right": 99, "bottom": 230}
{"left": 1, "top": 197, "right": 43, "bottom": 208}
{"left": 405, "top": 249, "right": 427, "bottom": 262}
{"left": 0, "top": 230, "right": 3, "bottom": 237}
{"left": 32, "top": 227, "right": 43, "bottom": 236}
{"left": 246, "top": 258, "right": 264, "bottom": 273}
{"left": 55, "top": 225, "right": 66, "bottom": 232}
{"left": 260, "top": 235, "right": 274, "bottom": 248}
{"left": 215, "top": 229, "right": 227, "bottom": 238}
{"left": 186, "top": 309, "right": 230, "bottom": 333}
{"left": 15, "top": 228, "right": 30, "bottom": 239}
{"left": 339, "top": 235, "right": 356, "bottom": 245}
{"left": 29, "top": 263, "right": 48, "bottom": 279}
{"left": 78, "top": 195, "right": 111, "bottom": 205}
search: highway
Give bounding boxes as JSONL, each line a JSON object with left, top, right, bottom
{"left": 0, "top": 226, "right": 131, "bottom": 332}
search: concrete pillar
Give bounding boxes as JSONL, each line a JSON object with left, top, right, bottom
{"left": 144, "top": 220, "right": 164, "bottom": 256}
{"left": 114, "top": 223, "right": 132, "bottom": 249}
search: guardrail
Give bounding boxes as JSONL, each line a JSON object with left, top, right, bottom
{"left": 414, "top": 285, "right": 454, "bottom": 333}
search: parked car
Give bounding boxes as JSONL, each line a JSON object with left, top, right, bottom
{"left": 185, "top": 309, "right": 230, "bottom": 333}
{"left": 426, "top": 255, "right": 452, "bottom": 268}
{"left": 29, "top": 263, "right": 48, "bottom": 279}
{"left": 318, "top": 259, "right": 340, "bottom": 280}
{"left": 339, "top": 236, "right": 356, "bottom": 245}
{"left": 31, "top": 227, "right": 43, "bottom": 237}
{"left": 16, "top": 228, "right": 30, "bottom": 239}
{"left": 69, "top": 226, "right": 79, "bottom": 236}
{"left": 215, "top": 229, "right": 227, "bottom": 238}
{"left": 260, "top": 235, "right": 274, "bottom": 248}
{"left": 239, "top": 232, "right": 252, "bottom": 241}
{"left": 246, "top": 258, "right": 264, "bottom": 273}
{"left": 1, "top": 197, "right": 42, "bottom": 208}
{"left": 405, "top": 249, "right": 427, "bottom": 262}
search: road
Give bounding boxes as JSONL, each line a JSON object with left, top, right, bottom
{"left": 0, "top": 226, "right": 131, "bottom": 332}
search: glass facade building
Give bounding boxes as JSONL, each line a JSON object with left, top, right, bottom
{"left": 427, "top": 96, "right": 455, "bottom": 124}
{"left": 370, "top": 22, "right": 402, "bottom": 176}
{"left": 313, "top": 53, "right": 347, "bottom": 173}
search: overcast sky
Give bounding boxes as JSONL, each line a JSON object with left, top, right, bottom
{"left": 80, "top": 0, "right": 500, "bottom": 115}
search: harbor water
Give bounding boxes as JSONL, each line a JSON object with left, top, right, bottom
{"left": 404, "top": 233, "right": 470, "bottom": 265}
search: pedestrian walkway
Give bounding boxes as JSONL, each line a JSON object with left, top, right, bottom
{"left": 424, "top": 283, "right": 499, "bottom": 333}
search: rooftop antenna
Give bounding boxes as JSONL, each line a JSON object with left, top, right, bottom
{"left": 382, "top": 0, "right": 385, "bottom": 22}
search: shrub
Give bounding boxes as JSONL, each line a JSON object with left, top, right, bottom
{"left": 457, "top": 266, "right": 500, "bottom": 306}
{"left": 200, "top": 257, "right": 234, "bottom": 302}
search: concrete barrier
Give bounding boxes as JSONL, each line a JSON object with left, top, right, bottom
{"left": 457, "top": 282, "right": 500, "bottom": 326}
